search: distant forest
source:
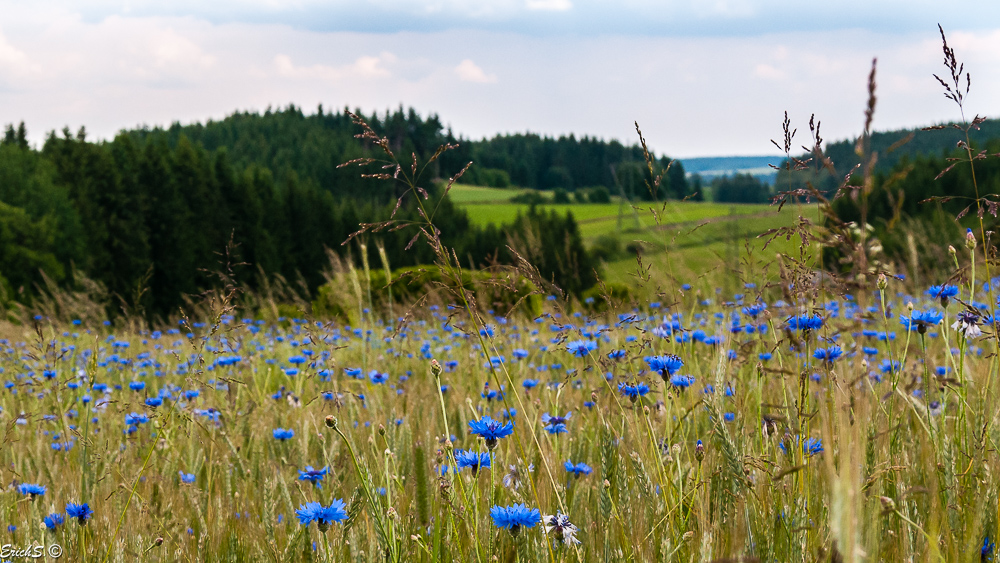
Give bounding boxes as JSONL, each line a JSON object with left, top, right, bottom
{"left": 771, "top": 118, "right": 1000, "bottom": 268}
{"left": 134, "top": 104, "right": 694, "bottom": 201}
{"left": 1, "top": 104, "right": 706, "bottom": 317}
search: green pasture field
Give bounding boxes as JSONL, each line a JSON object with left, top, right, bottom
{"left": 444, "top": 184, "right": 535, "bottom": 204}
{"left": 449, "top": 184, "right": 800, "bottom": 239}
{"left": 449, "top": 184, "right": 810, "bottom": 289}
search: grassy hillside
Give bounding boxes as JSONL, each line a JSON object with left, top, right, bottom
{"left": 448, "top": 184, "right": 807, "bottom": 291}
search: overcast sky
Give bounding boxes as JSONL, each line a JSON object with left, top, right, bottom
{"left": 2, "top": 1, "right": 999, "bottom": 157}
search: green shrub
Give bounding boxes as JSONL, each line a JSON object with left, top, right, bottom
{"left": 509, "top": 191, "right": 548, "bottom": 205}
{"left": 591, "top": 234, "right": 622, "bottom": 262}
{"left": 312, "top": 266, "right": 543, "bottom": 318}
{"left": 581, "top": 282, "right": 631, "bottom": 311}
{"left": 588, "top": 186, "right": 611, "bottom": 203}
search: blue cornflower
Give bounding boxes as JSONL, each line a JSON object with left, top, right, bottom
{"left": 723, "top": 412, "right": 736, "bottom": 422}
{"left": 878, "top": 359, "right": 901, "bottom": 374}
{"left": 298, "top": 466, "right": 328, "bottom": 488}
{"left": 522, "top": 379, "right": 540, "bottom": 390}
{"left": 490, "top": 503, "right": 540, "bottom": 535}
{"left": 983, "top": 536, "right": 995, "bottom": 562}
{"left": 607, "top": 349, "right": 626, "bottom": 360}
{"left": 125, "top": 412, "right": 148, "bottom": 425}
{"left": 927, "top": 285, "right": 959, "bottom": 304}
{"left": 128, "top": 381, "right": 145, "bottom": 392}
{"left": 145, "top": 397, "right": 163, "bottom": 408}
{"left": 541, "top": 412, "right": 571, "bottom": 434}
{"left": 668, "top": 374, "right": 695, "bottom": 390}
{"left": 618, "top": 381, "right": 650, "bottom": 402}
{"left": 454, "top": 450, "right": 491, "bottom": 475}
{"left": 645, "top": 355, "right": 684, "bottom": 379}
{"left": 295, "top": 500, "right": 347, "bottom": 532}
{"left": 43, "top": 513, "right": 64, "bottom": 530}
{"left": 368, "top": 370, "right": 389, "bottom": 384}
{"left": 742, "top": 303, "right": 766, "bottom": 318}
{"left": 18, "top": 484, "right": 45, "bottom": 499}
{"left": 803, "top": 437, "right": 824, "bottom": 455}
{"left": 179, "top": 471, "right": 196, "bottom": 484}
{"left": 273, "top": 428, "right": 295, "bottom": 441}
{"left": 779, "top": 435, "right": 824, "bottom": 457}
{"left": 66, "top": 502, "right": 93, "bottom": 525}
{"left": 564, "top": 461, "right": 592, "bottom": 477}
{"left": 468, "top": 415, "right": 514, "bottom": 450}
{"left": 786, "top": 314, "right": 823, "bottom": 332}
{"left": 813, "top": 346, "right": 843, "bottom": 364}
{"left": 900, "top": 310, "right": 943, "bottom": 333}
{"left": 566, "top": 340, "right": 597, "bottom": 357}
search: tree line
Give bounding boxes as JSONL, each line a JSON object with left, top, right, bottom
{"left": 132, "top": 104, "right": 695, "bottom": 203}
{"left": 0, "top": 120, "right": 595, "bottom": 319}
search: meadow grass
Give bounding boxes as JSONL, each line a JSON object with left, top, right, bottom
{"left": 2, "top": 233, "right": 999, "bottom": 562}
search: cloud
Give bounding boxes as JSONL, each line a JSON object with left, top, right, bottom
{"left": 0, "top": 31, "right": 42, "bottom": 79}
{"left": 274, "top": 52, "right": 395, "bottom": 81}
{"left": 753, "top": 63, "right": 784, "bottom": 80}
{"left": 454, "top": 59, "right": 497, "bottom": 83}
{"left": 147, "top": 27, "right": 216, "bottom": 71}
{"left": 525, "top": 0, "right": 571, "bottom": 11}
{"left": 352, "top": 53, "right": 394, "bottom": 77}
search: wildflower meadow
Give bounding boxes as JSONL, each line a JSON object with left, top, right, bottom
{"left": 2, "top": 24, "right": 1000, "bottom": 563}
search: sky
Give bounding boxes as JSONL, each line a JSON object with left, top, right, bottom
{"left": 2, "top": 1, "right": 1000, "bottom": 158}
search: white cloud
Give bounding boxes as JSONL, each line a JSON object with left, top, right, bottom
{"left": 352, "top": 53, "right": 394, "bottom": 77}
{"left": 754, "top": 63, "right": 784, "bottom": 80}
{"left": 525, "top": 0, "right": 571, "bottom": 11}
{"left": 0, "top": 31, "right": 42, "bottom": 78}
{"left": 148, "top": 27, "right": 216, "bottom": 71}
{"left": 454, "top": 59, "right": 497, "bottom": 83}
{"left": 274, "top": 52, "right": 396, "bottom": 81}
